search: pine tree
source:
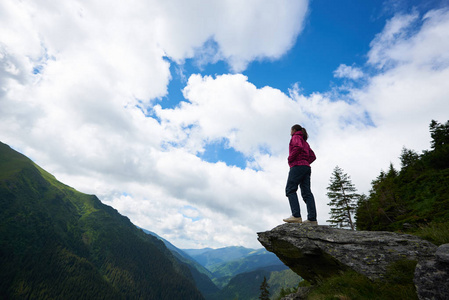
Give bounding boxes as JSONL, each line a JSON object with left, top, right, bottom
{"left": 429, "top": 120, "right": 449, "bottom": 150}
{"left": 400, "top": 147, "right": 419, "bottom": 168}
{"left": 327, "top": 166, "right": 359, "bottom": 230}
{"left": 259, "top": 276, "right": 270, "bottom": 300}
{"left": 428, "top": 120, "right": 449, "bottom": 169}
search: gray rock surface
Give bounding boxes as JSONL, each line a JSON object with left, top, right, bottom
{"left": 257, "top": 223, "right": 437, "bottom": 284}
{"left": 435, "top": 243, "right": 449, "bottom": 262}
{"left": 414, "top": 243, "right": 449, "bottom": 300}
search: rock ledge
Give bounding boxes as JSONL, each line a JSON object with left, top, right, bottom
{"left": 257, "top": 224, "right": 436, "bottom": 284}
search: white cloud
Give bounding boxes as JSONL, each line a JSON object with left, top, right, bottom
{"left": 155, "top": 74, "right": 306, "bottom": 157}
{"left": 361, "top": 8, "right": 449, "bottom": 136}
{"left": 0, "top": 0, "right": 310, "bottom": 248}
{"left": 152, "top": 0, "right": 309, "bottom": 71}
{"left": 148, "top": 8, "right": 449, "bottom": 247}
{"left": 333, "top": 64, "right": 364, "bottom": 80}
{"left": 1, "top": 1, "right": 449, "bottom": 249}
{"left": 367, "top": 11, "right": 420, "bottom": 69}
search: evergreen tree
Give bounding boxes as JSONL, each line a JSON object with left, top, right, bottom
{"left": 327, "top": 166, "right": 359, "bottom": 230}
{"left": 259, "top": 276, "right": 270, "bottom": 300}
{"left": 400, "top": 147, "right": 419, "bottom": 169}
{"left": 355, "top": 194, "right": 372, "bottom": 229}
{"left": 355, "top": 120, "right": 449, "bottom": 232}
{"left": 427, "top": 120, "right": 449, "bottom": 169}
{"left": 355, "top": 165, "right": 403, "bottom": 231}
{"left": 430, "top": 119, "right": 449, "bottom": 150}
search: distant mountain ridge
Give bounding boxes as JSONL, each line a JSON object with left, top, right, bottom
{"left": 0, "top": 141, "right": 203, "bottom": 299}
{"left": 144, "top": 230, "right": 302, "bottom": 299}
{"left": 141, "top": 229, "right": 219, "bottom": 298}
{"left": 183, "top": 246, "right": 285, "bottom": 278}
{"left": 183, "top": 246, "right": 257, "bottom": 269}
{"left": 209, "top": 248, "right": 285, "bottom": 280}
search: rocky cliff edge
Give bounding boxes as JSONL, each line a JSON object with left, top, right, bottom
{"left": 257, "top": 224, "right": 448, "bottom": 300}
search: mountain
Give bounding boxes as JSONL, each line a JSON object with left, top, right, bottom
{"left": 142, "top": 229, "right": 213, "bottom": 277}
{"left": 183, "top": 246, "right": 289, "bottom": 288}
{"left": 210, "top": 248, "right": 286, "bottom": 280}
{"left": 182, "top": 248, "right": 214, "bottom": 256}
{"left": 0, "top": 142, "right": 203, "bottom": 299}
{"left": 143, "top": 234, "right": 302, "bottom": 299}
{"left": 214, "top": 268, "right": 301, "bottom": 300}
{"left": 181, "top": 245, "right": 301, "bottom": 299}
{"left": 183, "top": 246, "right": 256, "bottom": 270}
{"left": 142, "top": 229, "right": 219, "bottom": 298}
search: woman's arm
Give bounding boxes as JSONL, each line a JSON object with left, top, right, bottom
{"left": 288, "top": 135, "right": 303, "bottom": 164}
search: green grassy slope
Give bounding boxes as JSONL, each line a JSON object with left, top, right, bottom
{"left": 0, "top": 142, "right": 203, "bottom": 299}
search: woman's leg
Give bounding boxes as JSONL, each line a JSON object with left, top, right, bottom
{"left": 285, "top": 166, "right": 304, "bottom": 218}
{"left": 299, "top": 167, "right": 317, "bottom": 221}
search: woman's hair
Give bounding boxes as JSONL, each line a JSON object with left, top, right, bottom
{"left": 291, "top": 124, "right": 308, "bottom": 141}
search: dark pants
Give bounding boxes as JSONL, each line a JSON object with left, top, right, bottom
{"left": 285, "top": 165, "right": 317, "bottom": 221}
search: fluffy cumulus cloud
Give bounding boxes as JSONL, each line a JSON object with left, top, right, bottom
{"left": 0, "top": 0, "right": 310, "bottom": 248}
{"left": 333, "top": 64, "right": 364, "bottom": 79}
{"left": 359, "top": 8, "right": 449, "bottom": 146}
{"left": 154, "top": 0, "right": 309, "bottom": 71}
{"left": 155, "top": 74, "right": 303, "bottom": 157}
{"left": 1, "top": 0, "right": 449, "bottom": 249}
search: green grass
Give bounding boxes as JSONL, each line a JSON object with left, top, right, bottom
{"left": 306, "top": 260, "right": 418, "bottom": 300}
{"left": 0, "top": 142, "right": 31, "bottom": 180}
{"left": 411, "top": 221, "right": 449, "bottom": 246}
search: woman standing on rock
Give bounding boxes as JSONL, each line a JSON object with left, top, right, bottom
{"left": 283, "top": 124, "right": 318, "bottom": 225}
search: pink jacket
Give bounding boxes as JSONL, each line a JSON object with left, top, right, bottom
{"left": 288, "top": 131, "right": 316, "bottom": 168}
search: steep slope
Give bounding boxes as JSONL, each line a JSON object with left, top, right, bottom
{"left": 143, "top": 229, "right": 214, "bottom": 277}
{"left": 0, "top": 142, "right": 203, "bottom": 299}
{"left": 142, "top": 229, "right": 219, "bottom": 298}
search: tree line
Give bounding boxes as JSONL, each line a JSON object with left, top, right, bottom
{"left": 326, "top": 120, "right": 449, "bottom": 232}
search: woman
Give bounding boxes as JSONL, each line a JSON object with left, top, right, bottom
{"left": 283, "top": 124, "right": 318, "bottom": 225}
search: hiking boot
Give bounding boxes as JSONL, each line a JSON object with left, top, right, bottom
{"left": 303, "top": 220, "right": 318, "bottom": 226}
{"left": 283, "top": 216, "right": 302, "bottom": 223}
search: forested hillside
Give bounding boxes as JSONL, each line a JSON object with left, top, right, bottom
{"left": 209, "top": 248, "right": 286, "bottom": 288}
{"left": 142, "top": 229, "right": 219, "bottom": 299}
{"left": 0, "top": 142, "right": 203, "bottom": 299}
{"left": 356, "top": 120, "right": 449, "bottom": 241}
{"left": 183, "top": 246, "right": 301, "bottom": 299}
{"left": 147, "top": 233, "right": 302, "bottom": 299}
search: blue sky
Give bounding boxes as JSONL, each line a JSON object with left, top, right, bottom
{"left": 160, "top": 0, "right": 390, "bottom": 168}
{"left": 162, "top": 0, "right": 448, "bottom": 169}
{"left": 163, "top": 1, "right": 384, "bottom": 107}
{"left": 1, "top": 0, "right": 449, "bottom": 248}
{"left": 165, "top": 1, "right": 406, "bottom": 99}
{"left": 244, "top": 0, "right": 383, "bottom": 94}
